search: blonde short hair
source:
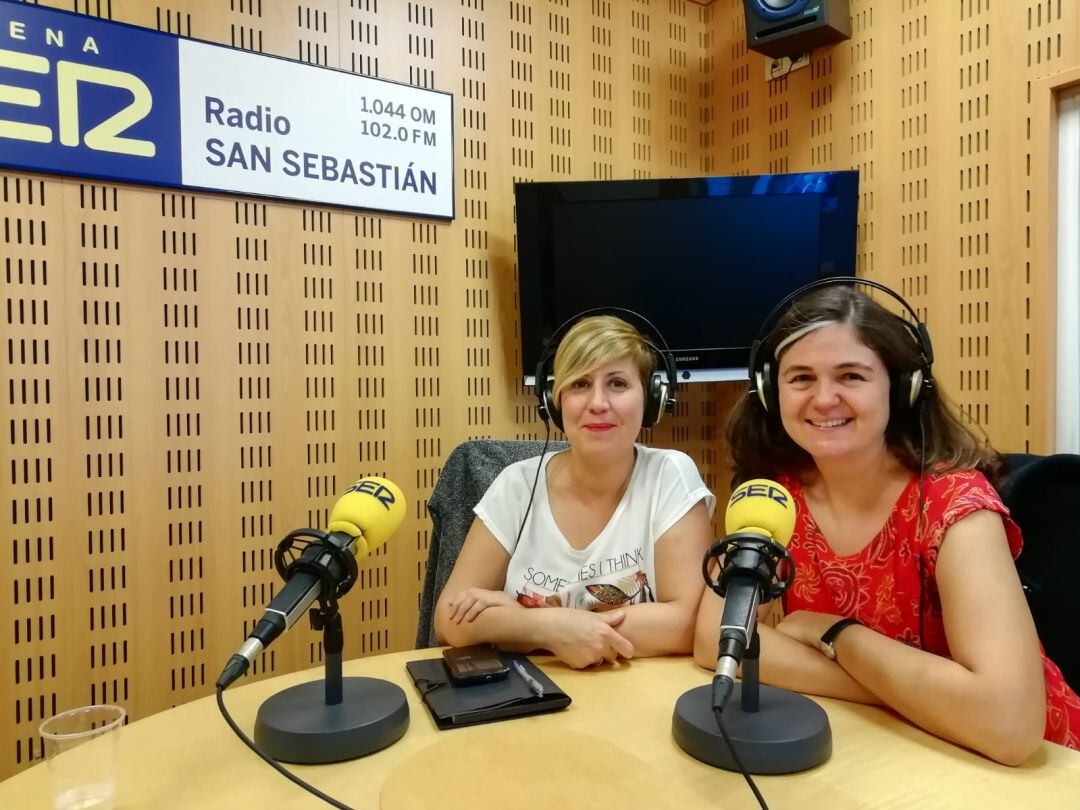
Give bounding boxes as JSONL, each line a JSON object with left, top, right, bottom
{"left": 551, "top": 315, "right": 657, "bottom": 406}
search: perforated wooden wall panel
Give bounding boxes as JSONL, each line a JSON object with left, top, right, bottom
{"left": 1, "top": 0, "right": 1072, "bottom": 780}
{"left": 708, "top": 0, "right": 1076, "bottom": 452}
{"left": 0, "top": 0, "right": 728, "bottom": 777}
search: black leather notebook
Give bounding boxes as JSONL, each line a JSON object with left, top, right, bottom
{"left": 405, "top": 653, "right": 571, "bottom": 729}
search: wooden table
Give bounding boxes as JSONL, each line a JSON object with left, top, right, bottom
{"left": 2, "top": 650, "right": 1077, "bottom": 808}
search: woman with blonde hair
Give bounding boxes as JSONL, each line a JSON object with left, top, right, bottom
{"left": 436, "top": 313, "right": 715, "bottom": 668}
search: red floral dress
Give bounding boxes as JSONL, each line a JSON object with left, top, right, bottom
{"left": 778, "top": 469, "right": 1080, "bottom": 749}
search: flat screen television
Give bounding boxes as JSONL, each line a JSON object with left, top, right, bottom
{"left": 515, "top": 170, "right": 858, "bottom": 383}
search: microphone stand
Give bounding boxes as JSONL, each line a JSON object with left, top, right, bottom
{"left": 672, "top": 624, "right": 832, "bottom": 774}
{"left": 316, "top": 605, "right": 346, "bottom": 706}
{"left": 252, "top": 535, "right": 410, "bottom": 764}
{"left": 740, "top": 628, "right": 761, "bottom": 713}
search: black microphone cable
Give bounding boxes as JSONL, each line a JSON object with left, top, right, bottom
{"left": 514, "top": 421, "right": 553, "bottom": 548}
{"left": 712, "top": 705, "right": 769, "bottom": 810}
{"left": 216, "top": 686, "right": 354, "bottom": 810}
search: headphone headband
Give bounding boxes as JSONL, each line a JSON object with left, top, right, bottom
{"left": 535, "top": 307, "right": 678, "bottom": 387}
{"left": 748, "top": 277, "right": 935, "bottom": 415}
{"left": 748, "top": 277, "right": 934, "bottom": 376}
{"left": 534, "top": 307, "right": 678, "bottom": 430}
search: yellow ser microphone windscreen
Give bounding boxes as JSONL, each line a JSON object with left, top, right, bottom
{"left": 724, "top": 478, "right": 796, "bottom": 546}
{"left": 327, "top": 477, "right": 407, "bottom": 558}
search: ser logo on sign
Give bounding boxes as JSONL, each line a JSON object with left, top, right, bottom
{"left": 1, "top": 24, "right": 155, "bottom": 157}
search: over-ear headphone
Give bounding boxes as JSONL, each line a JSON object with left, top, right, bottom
{"left": 534, "top": 307, "right": 678, "bottom": 432}
{"left": 747, "top": 278, "right": 935, "bottom": 417}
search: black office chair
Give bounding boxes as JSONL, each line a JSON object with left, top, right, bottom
{"left": 414, "top": 438, "right": 568, "bottom": 649}
{"left": 998, "top": 452, "right": 1080, "bottom": 692}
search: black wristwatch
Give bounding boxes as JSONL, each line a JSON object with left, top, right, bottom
{"left": 818, "top": 618, "right": 862, "bottom": 660}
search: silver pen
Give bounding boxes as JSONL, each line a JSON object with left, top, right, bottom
{"left": 511, "top": 659, "right": 545, "bottom": 698}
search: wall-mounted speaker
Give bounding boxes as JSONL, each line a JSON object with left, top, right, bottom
{"left": 742, "top": 0, "right": 851, "bottom": 59}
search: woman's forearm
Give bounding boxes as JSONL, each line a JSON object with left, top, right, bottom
{"left": 435, "top": 604, "right": 542, "bottom": 652}
{"left": 756, "top": 624, "right": 882, "bottom": 704}
{"left": 831, "top": 626, "right": 1044, "bottom": 764}
{"left": 694, "top": 623, "right": 882, "bottom": 705}
{"left": 437, "top": 605, "right": 636, "bottom": 669}
{"left": 617, "top": 602, "right": 697, "bottom": 656}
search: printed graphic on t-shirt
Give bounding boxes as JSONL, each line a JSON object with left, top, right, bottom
{"left": 513, "top": 549, "right": 655, "bottom": 610}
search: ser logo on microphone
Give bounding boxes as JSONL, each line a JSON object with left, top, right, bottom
{"left": 728, "top": 482, "right": 789, "bottom": 507}
{"left": 344, "top": 478, "right": 397, "bottom": 509}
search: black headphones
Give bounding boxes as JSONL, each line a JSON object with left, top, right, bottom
{"left": 747, "top": 278, "right": 935, "bottom": 417}
{"left": 534, "top": 307, "right": 678, "bottom": 432}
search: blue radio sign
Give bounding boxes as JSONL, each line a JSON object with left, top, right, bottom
{"left": 0, "top": 3, "right": 454, "bottom": 219}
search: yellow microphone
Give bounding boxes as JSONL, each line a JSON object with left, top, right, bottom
{"left": 709, "top": 478, "right": 796, "bottom": 711}
{"left": 328, "top": 477, "right": 407, "bottom": 556}
{"left": 217, "top": 477, "right": 406, "bottom": 689}
{"left": 725, "top": 478, "right": 796, "bottom": 544}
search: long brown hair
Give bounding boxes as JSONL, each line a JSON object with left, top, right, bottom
{"left": 727, "top": 285, "right": 1000, "bottom": 486}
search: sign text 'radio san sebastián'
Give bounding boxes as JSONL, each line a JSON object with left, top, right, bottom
{"left": 203, "top": 96, "right": 438, "bottom": 194}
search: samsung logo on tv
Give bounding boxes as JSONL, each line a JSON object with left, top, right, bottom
{"left": 675, "top": 355, "right": 699, "bottom": 362}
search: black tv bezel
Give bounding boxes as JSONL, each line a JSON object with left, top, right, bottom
{"left": 515, "top": 171, "right": 859, "bottom": 383}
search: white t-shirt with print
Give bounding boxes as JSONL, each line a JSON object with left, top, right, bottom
{"left": 473, "top": 446, "right": 716, "bottom": 611}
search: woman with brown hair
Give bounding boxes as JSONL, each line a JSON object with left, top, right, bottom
{"left": 694, "top": 281, "right": 1079, "bottom": 764}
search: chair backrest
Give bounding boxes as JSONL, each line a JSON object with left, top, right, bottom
{"left": 415, "top": 438, "right": 568, "bottom": 648}
{"left": 998, "top": 453, "right": 1080, "bottom": 692}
